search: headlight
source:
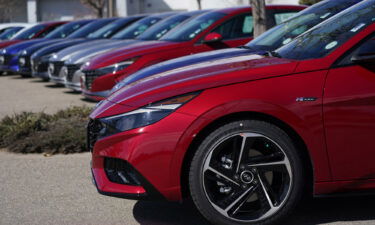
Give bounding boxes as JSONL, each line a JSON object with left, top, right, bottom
{"left": 97, "top": 92, "right": 199, "bottom": 137}
{"left": 40, "top": 53, "right": 54, "bottom": 61}
{"left": 96, "top": 57, "right": 138, "bottom": 75}
{"left": 19, "top": 57, "right": 26, "bottom": 66}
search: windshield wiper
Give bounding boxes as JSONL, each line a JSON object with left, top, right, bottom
{"left": 268, "top": 51, "right": 282, "bottom": 58}
{"left": 237, "top": 45, "right": 255, "bottom": 50}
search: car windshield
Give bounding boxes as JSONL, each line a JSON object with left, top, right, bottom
{"left": 136, "top": 14, "right": 191, "bottom": 41}
{"left": 246, "top": 0, "right": 363, "bottom": 51}
{"left": 160, "top": 11, "right": 225, "bottom": 42}
{"left": 0, "top": 27, "right": 23, "bottom": 40}
{"left": 111, "top": 16, "right": 163, "bottom": 39}
{"left": 45, "top": 21, "right": 89, "bottom": 38}
{"left": 87, "top": 18, "right": 137, "bottom": 39}
{"left": 275, "top": 0, "right": 375, "bottom": 60}
{"left": 68, "top": 19, "right": 115, "bottom": 38}
{"left": 12, "top": 24, "right": 47, "bottom": 40}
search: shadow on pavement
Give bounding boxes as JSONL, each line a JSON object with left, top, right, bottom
{"left": 44, "top": 83, "right": 65, "bottom": 88}
{"left": 133, "top": 195, "right": 375, "bottom": 225}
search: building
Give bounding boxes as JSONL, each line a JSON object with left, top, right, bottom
{"left": 0, "top": 0, "right": 300, "bottom": 23}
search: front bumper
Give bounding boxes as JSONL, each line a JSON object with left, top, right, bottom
{"left": 89, "top": 104, "right": 199, "bottom": 201}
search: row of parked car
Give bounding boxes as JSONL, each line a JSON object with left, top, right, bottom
{"left": 2, "top": 0, "right": 375, "bottom": 225}
{"left": 0, "top": 5, "right": 306, "bottom": 101}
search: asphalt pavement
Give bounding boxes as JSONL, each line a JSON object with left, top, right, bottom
{"left": 1, "top": 75, "right": 375, "bottom": 225}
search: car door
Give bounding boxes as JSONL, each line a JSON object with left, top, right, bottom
{"left": 323, "top": 33, "right": 375, "bottom": 180}
{"left": 192, "top": 13, "right": 253, "bottom": 53}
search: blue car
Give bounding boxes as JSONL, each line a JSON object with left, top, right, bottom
{"left": 0, "top": 19, "right": 93, "bottom": 75}
{"left": 18, "top": 16, "right": 144, "bottom": 78}
{"left": 16, "top": 18, "right": 118, "bottom": 77}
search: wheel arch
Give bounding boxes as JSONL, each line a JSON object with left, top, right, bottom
{"left": 180, "top": 111, "right": 314, "bottom": 200}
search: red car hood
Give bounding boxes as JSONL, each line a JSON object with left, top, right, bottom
{"left": 0, "top": 40, "right": 22, "bottom": 49}
{"left": 92, "top": 55, "right": 298, "bottom": 118}
{"left": 85, "top": 40, "right": 188, "bottom": 69}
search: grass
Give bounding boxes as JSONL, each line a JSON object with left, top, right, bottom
{"left": 0, "top": 106, "right": 92, "bottom": 154}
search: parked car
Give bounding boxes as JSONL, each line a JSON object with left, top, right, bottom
{"left": 0, "top": 21, "right": 66, "bottom": 52}
{"left": 63, "top": 10, "right": 207, "bottom": 92}
{"left": 47, "top": 12, "right": 176, "bottom": 84}
{"left": 89, "top": 1, "right": 375, "bottom": 225}
{"left": 113, "top": 0, "right": 362, "bottom": 94}
{"left": 0, "top": 19, "right": 93, "bottom": 74}
{"left": 80, "top": 5, "right": 305, "bottom": 101}
{"left": 0, "top": 23, "right": 30, "bottom": 35}
{"left": 0, "top": 26, "right": 26, "bottom": 40}
{"left": 16, "top": 18, "right": 119, "bottom": 77}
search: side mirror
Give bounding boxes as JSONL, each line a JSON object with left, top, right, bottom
{"left": 351, "top": 40, "right": 375, "bottom": 64}
{"left": 203, "top": 32, "right": 223, "bottom": 44}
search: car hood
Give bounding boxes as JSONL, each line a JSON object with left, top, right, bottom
{"left": 0, "top": 40, "right": 24, "bottom": 49}
{"left": 85, "top": 40, "right": 188, "bottom": 70}
{"left": 31, "top": 38, "right": 87, "bottom": 59}
{"left": 92, "top": 55, "right": 298, "bottom": 118}
{"left": 52, "top": 39, "right": 122, "bottom": 61}
{"left": 28, "top": 38, "right": 85, "bottom": 58}
{"left": 3, "top": 38, "right": 60, "bottom": 55}
{"left": 66, "top": 39, "right": 140, "bottom": 64}
{"left": 116, "top": 47, "right": 267, "bottom": 88}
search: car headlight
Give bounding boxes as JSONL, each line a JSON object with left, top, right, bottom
{"left": 97, "top": 92, "right": 199, "bottom": 137}
{"left": 96, "top": 57, "right": 138, "bottom": 75}
{"left": 19, "top": 57, "right": 26, "bottom": 66}
{"left": 40, "top": 53, "right": 54, "bottom": 61}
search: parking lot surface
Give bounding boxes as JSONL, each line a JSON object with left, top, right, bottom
{"left": 0, "top": 75, "right": 94, "bottom": 119}
{"left": 1, "top": 74, "right": 375, "bottom": 225}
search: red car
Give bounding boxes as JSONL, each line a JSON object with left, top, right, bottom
{"left": 0, "top": 21, "right": 66, "bottom": 50}
{"left": 89, "top": 1, "right": 375, "bottom": 225}
{"left": 81, "top": 5, "right": 305, "bottom": 101}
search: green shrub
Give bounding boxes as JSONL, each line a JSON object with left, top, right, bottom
{"left": 0, "top": 106, "right": 92, "bottom": 154}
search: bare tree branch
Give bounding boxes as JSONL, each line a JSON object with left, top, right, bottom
{"left": 80, "top": 0, "right": 106, "bottom": 18}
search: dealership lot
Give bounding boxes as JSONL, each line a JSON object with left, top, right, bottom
{"left": 0, "top": 73, "right": 375, "bottom": 225}
{"left": 0, "top": 75, "right": 94, "bottom": 119}
{"left": 1, "top": 151, "right": 375, "bottom": 225}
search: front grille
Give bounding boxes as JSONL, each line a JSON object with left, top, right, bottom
{"left": 87, "top": 119, "right": 102, "bottom": 152}
{"left": 66, "top": 64, "right": 81, "bottom": 82}
{"left": 51, "top": 61, "right": 65, "bottom": 77}
{"left": 83, "top": 70, "right": 102, "bottom": 90}
{"left": 3, "top": 54, "right": 12, "bottom": 65}
{"left": 37, "top": 62, "right": 48, "bottom": 73}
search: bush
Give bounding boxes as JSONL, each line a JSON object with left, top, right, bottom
{"left": 0, "top": 106, "right": 92, "bottom": 154}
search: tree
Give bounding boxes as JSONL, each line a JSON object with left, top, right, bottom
{"left": 250, "top": 0, "right": 267, "bottom": 38}
{"left": 299, "top": 0, "right": 323, "bottom": 5}
{"left": 197, "top": 0, "right": 202, "bottom": 10}
{"left": 80, "top": 0, "right": 106, "bottom": 18}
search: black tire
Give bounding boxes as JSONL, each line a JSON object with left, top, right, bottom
{"left": 189, "top": 120, "right": 305, "bottom": 225}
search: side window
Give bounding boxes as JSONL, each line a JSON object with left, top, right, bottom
{"left": 274, "top": 12, "right": 298, "bottom": 24}
{"left": 334, "top": 32, "right": 375, "bottom": 67}
{"left": 211, "top": 13, "right": 253, "bottom": 40}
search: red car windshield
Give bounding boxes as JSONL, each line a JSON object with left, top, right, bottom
{"left": 160, "top": 12, "right": 225, "bottom": 42}
{"left": 275, "top": 0, "right": 375, "bottom": 60}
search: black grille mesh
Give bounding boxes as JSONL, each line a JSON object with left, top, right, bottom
{"left": 83, "top": 70, "right": 102, "bottom": 90}
{"left": 66, "top": 64, "right": 81, "bottom": 82}
{"left": 87, "top": 119, "right": 102, "bottom": 152}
